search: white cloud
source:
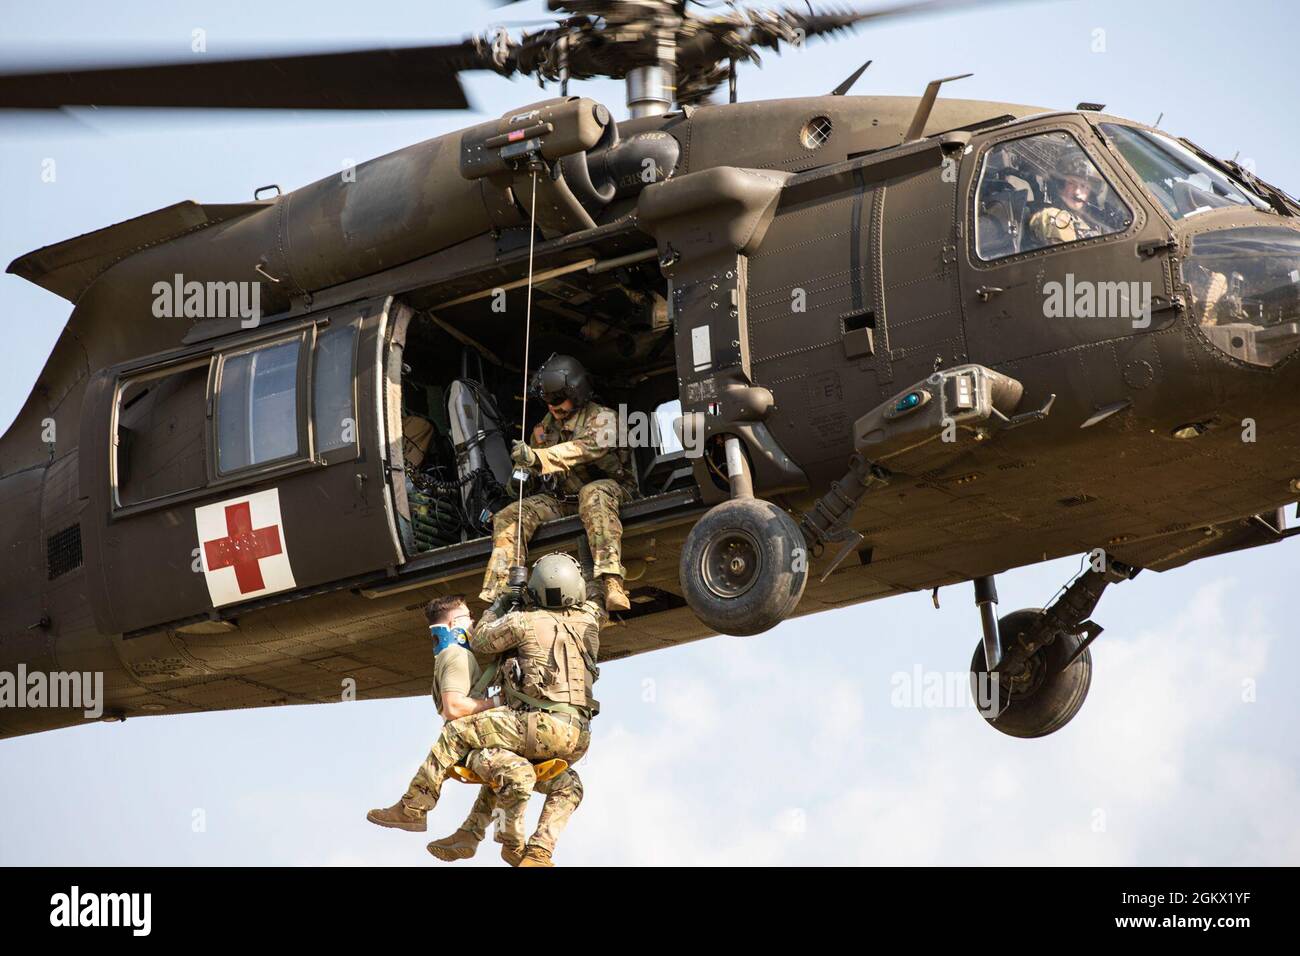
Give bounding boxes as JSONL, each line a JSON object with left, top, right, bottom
{"left": 550, "top": 575, "right": 1300, "bottom": 865}
{"left": 2, "top": 562, "right": 1297, "bottom": 866}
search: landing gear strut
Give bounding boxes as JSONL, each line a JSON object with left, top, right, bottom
{"left": 969, "top": 557, "right": 1137, "bottom": 738}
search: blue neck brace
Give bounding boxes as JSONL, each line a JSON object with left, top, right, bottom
{"left": 430, "top": 626, "right": 469, "bottom": 656}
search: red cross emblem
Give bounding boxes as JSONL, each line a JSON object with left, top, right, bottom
{"left": 202, "top": 501, "right": 284, "bottom": 594}
{"left": 195, "top": 489, "right": 295, "bottom": 607}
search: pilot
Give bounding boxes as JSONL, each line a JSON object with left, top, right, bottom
{"left": 1026, "top": 156, "right": 1108, "bottom": 248}
{"left": 369, "top": 555, "right": 603, "bottom": 868}
{"left": 366, "top": 592, "right": 585, "bottom": 867}
{"left": 480, "top": 353, "right": 638, "bottom": 612}
{"left": 1188, "top": 263, "right": 1246, "bottom": 326}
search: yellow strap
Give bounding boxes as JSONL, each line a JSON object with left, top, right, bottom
{"left": 450, "top": 765, "right": 485, "bottom": 786}
{"left": 451, "top": 758, "right": 568, "bottom": 787}
{"left": 533, "top": 758, "right": 568, "bottom": 783}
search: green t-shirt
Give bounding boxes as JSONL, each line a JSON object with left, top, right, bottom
{"left": 431, "top": 644, "right": 482, "bottom": 718}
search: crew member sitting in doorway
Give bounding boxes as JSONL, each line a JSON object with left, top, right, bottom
{"left": 479, "top": 354, "right": 638, "bottom": 612}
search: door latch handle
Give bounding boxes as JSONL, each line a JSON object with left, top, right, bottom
{"left": 1137, "top": 235, "right": 1177, "bottom": 258}
{"left": 976, "top": 285, "right": 1004, "bottom": 302}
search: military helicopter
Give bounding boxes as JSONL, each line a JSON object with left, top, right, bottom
{"left": 3, "top": 0, "right": 1299, "bottom": 742}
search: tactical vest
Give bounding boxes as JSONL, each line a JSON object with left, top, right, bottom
{"left": 502, "top": 605, "right": 602, "bottom": 717}
{"left": 539, "top": 402, "right": 637, "bottom": 498}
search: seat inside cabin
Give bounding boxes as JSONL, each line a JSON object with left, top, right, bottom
{"left": 392, "top": 251, "right": 698, "bottom": 560}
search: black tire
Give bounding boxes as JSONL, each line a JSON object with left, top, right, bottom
{"left": 969, "top": 608, "right": 1093, "bottom": 739}
{"left": 679, "top": 497, "right": 808, "bottom": 636}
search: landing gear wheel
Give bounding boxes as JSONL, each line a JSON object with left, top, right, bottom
{"left": 680, "top": 497, "right": 807, "bottom": 636}
{"left": 969, "top": 608, "right": 1093, "bottom": 739}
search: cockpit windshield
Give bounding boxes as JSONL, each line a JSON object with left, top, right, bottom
{"left": 1100, "top": 124, "right": 1272, "bottom": 220}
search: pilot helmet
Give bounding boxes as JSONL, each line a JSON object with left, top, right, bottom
{"left": 528, "top": 354, "right": 593, "bottom": 408}
{"left": 1053, "top": 155, "right": 1102, "bottom": 201}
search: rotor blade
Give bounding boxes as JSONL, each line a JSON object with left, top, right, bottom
{"left": 678, "top": 0, "right": 1029, "bottom": 102}
{"left": 744, "top": 0, "right": 1028, "bottom": 52}
{"left": 794, "top": 0, "right": 1003, "bottom": 36}
{"left": 0, "top": 41, "right": 495, "bottom": 110}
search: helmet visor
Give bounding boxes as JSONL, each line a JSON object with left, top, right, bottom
{"left": 531, "top": 367, "right": 570, "bottom": 404}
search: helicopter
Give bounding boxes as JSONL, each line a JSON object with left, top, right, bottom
{"left": 2, "top": 0, "right": 1299, "bottom": 743}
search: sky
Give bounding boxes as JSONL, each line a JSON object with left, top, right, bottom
{"left": 1, "top": 0, "right": 1299, "bottom": 866}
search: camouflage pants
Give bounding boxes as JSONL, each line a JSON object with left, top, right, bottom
{"left": 458, "top": 749, "right": 538, "bottom": 847}
{"left": 577, "top": 479, "right": 633, "bottom": 579}
{"left": 480, "top": 480, "right": 632, "bottom": 597}
{"left": 403, "top": 706, "right": 591, "bottom": 842}
{"left": 458, "top": 768, "right": 585, "bottom": 854}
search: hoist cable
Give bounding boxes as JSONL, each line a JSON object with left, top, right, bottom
{"left": 514, "top": 163, "right": 540, "bottom": 567}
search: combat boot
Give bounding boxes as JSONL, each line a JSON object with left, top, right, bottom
{"left": 500, "top": 843, "right": 526, "bottom": 867}
{"left": 604, "top": 574, "right": 630, "bottom": 612}
{"left": 427, "top": 829, "right": 480, "bottom": 861}
{"left": 365, "top": 801, "right": 427, "bottom": 832}
{"left": 518, "top": 845, "right": 555, "bottom": 867}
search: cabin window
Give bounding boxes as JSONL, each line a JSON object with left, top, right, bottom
{"left": 115, "top": 359, "right": 210, "bottom": 507}
{"left": 974, "top": 130, "right": 1131, "bottom": 261}
{"left": 312, "top": 319, "right": 359, "bottom": 454}
{"left": 216, "top": 337, "right": 302, "bottom": 474}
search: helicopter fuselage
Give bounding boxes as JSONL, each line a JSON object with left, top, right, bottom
{"left": 3, "top": 92, "right": 1298, "bottom": 738}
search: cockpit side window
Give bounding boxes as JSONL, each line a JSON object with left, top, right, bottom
{"left": 1100, "top": 124, "right": 1271, "bottom": 221}
{"left": 975, "top": 130, "right": 1132, "bottom": 261}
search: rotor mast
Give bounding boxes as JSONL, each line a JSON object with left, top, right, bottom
{"left": 626, "top": 63, "right": 674, "bottom": 118}
{"left": 625, "top": 12, "right": 679, "bottom": 118}
{"left": 484, "top": 1, "right": 902, "bottom": 121}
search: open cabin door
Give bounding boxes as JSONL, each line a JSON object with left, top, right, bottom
{"left": 80, "top": 296, "right": 407, "bottom": 635}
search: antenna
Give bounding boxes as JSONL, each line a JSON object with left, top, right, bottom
{"left": 904, "top": 73, "right": 972, "bottom": 142}
{"left": 831, "top": 59, "right": 872, "bottom": 96}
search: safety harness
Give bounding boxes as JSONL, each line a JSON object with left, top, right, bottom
{"left": 467, "top": 619, "right": 601, "bottom": 719}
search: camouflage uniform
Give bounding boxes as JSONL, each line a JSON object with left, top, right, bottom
{"left": 1193, "top": 267, "right": 1245, "bottom": 325}
{"left": 458, "top": 765, "right": 585, "bottom": 855}
{"left": 427, "top": 644, "right": 540, "bottom": 847}
{"left": 400, "top": 600, "right": 604, "bottom": 844}
{"left": 459, "top": 748, "right": 538, "bottom": 848}
{"left": 480, "top": 401, "right": 637, "bottom": 600}
{"left": 1027, "top": 206, "right": 1100, "bottom": 246}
